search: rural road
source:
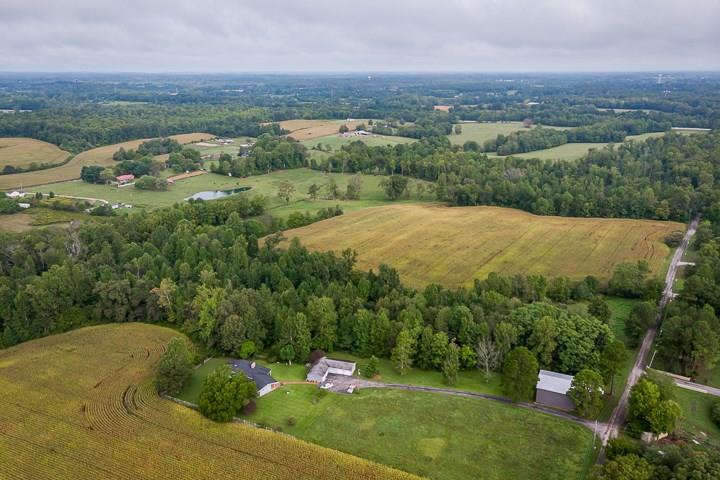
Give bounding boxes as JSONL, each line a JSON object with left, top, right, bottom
{"left": 600, "top": 217, "right": 699, "bottom": 446}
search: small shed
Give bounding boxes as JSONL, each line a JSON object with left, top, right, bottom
{"left": 535, "top": 370, "right": 575, "bottom": 411}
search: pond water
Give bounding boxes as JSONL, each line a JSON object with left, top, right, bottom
{"left": 185, "top": 186, "right": 251, "bottom": 201}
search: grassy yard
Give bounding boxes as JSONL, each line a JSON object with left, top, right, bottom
{"left": 249, "top": 385, "right": 594, "bottom": 480}
{"left": 178, "top": 357, "right": 307, "bottom": 404}
{"left": 673, "top": 387, "right": 720, "bottom": 444}
{"left": 280, "top": 203, "right": 681, "bottom": 288}
{"left": 331, "top": 351, "right": 504, "bottom": 396}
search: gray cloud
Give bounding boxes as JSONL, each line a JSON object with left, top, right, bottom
{"left": 0, "top": 0, "right": 718, "bottom": 72}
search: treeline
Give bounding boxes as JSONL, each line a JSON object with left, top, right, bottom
{"left": 0, "top": 105, "right": 284, "bottom": 153}
{"left": 371, "top": 113, "right": 454, "bottom": 139}
{"left": 0, "top": 154, "right": 73, "bottom": 176}
{"left": 482, "top": 117, "right": 672, "bottom": 155}
{"left": 315, "top": 132, "right": 720, "bottom": 221}
{"left": 485, "top": 127, "right": 568, "bottom": 155}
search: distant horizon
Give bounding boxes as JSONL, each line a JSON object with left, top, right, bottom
{"left": 2, "top": 0, "right": 718, "bottom": 73}
{"left": 1, "top": 70, "right": 720, "bottom": 76}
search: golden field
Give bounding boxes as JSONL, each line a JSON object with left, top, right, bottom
{"left": 0, "top": 133, "right": 212, "bottom": 190}
{"left": 279, "top": 119, "right": 370, "bottom": 141}
{"left": 0, "top": 137, "right": 70, "bottom": 169}
{"left": 0, "top": 323, "right": 417, "bottom": 480}
{"left": 280, "top": 204, "right": 683, "bottom": 287}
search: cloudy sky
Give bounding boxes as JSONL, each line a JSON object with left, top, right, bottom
{"left": 1, "top": 0, "right": 719, "bottom": 72}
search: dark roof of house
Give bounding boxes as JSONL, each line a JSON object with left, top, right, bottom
{"left": 229, "top": 360, "right": 276, "bottom": 390}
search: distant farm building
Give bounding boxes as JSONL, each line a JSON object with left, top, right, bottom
{"left": 522, "top": 118, "right": 534, "bottom": 128}
{"left": 306, "top": 357, "right": 356, "bottom": 383}
{"left": 7, "top": 191, "right": 26, "bottom": 198}
{"left": 535, "top": 370, "right": 575, "bottom": 411}
{"left": 229, "top": 360, "right": 280, "bottom": 397}
{"left": 112, "top": 174, "right": 135, "bottom": 187}
{"left": 18, "top": 203, "right": 31, "bottom": 209}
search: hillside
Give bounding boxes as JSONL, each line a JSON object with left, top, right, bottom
{"left": 0, "top": 324, "right": 418, "bottom": 480}
{"left": 0, "top": 133, "right": 212, "bottom": 190}
{"left": 280, "top": 204, "right": 683, "bottom": 287}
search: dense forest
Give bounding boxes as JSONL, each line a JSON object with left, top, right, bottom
{"left": 0, "top": 192, "right": 651, "bottom": 389}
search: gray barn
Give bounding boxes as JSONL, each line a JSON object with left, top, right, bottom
{"left": 535, "top": 370, "right": 575, "bottom": 411}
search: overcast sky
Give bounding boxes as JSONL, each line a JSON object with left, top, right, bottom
{"left": 1, "top": 0, "right": 719, "bottom": 73}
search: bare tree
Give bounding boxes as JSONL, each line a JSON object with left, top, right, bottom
{"left": 476, "top": 339, "right": 500, "bottom": 379}
{"left": 277, "top": 180, "right": 296, "bottom": 204}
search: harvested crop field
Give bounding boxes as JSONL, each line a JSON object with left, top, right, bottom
{"left": 0, "top": 137, "right": 70, "bottom": 169}
{"left": 279, "top": 119, "right": 371, "bottom": 140}
{"left": 0, "top": 133, "right": 212, "bottom": 190}
{"left": 281, "top": 204, "right": 683, "bottom": 287}
{"left": 0, "top": 323, "right": 418, "bottom": 480}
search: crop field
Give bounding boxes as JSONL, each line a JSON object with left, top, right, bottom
{"left": 33, "top": 168, "right": 432, "bottom": 215}
{"left": 279, "top": 119, "right": 371, "bottom": 141}
{"left": 0, "top": 324, "right": 418, "bottom": 480}
{"left": 0, "top": 133, "right": 212, "bottom": 190}
{"left": 280, "top": 204, "right": 682, "bottom": 287}
{"left": 0, "top": 137, "right": 70, "bottom": 169}
{"left": 301, "top": 133, "right": 416, "bottom": 152}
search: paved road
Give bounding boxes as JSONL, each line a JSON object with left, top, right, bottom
{"left": 600, "top": 217, "right": 699, "bottom": 446}
{"left": 325, "top": 374, "right": 604, "bottom": 433}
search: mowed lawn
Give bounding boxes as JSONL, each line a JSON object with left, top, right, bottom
{"left": 281, "top": 203, "right": 682, "bottom": 287}
{"left": 0, "top": 137, "right": 70, "bottom": 169}
{"left": 0, "top": 324, "right": 417, "bottom": 480}
{"left": 248, "top": 385, "right": 594, "bottom": 480}
{"left": 672, "top": 387, "right": 720, "bottom": 444}
{"left": 0, "top": 132, "right": 212, "bottom": 190}
{"left": 279, "top": 119, "right": 373, "bottom": 141}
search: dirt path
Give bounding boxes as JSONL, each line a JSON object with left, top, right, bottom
{"left": 600, "top": 217, "right": 699, "bottom": 448}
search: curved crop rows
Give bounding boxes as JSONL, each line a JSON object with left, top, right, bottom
{"left": 0, "top": 323, "right": 419, "bottom": 480}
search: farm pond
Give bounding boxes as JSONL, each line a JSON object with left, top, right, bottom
{"left": 185, "top": 186, "right": 251, "bottom": 201}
